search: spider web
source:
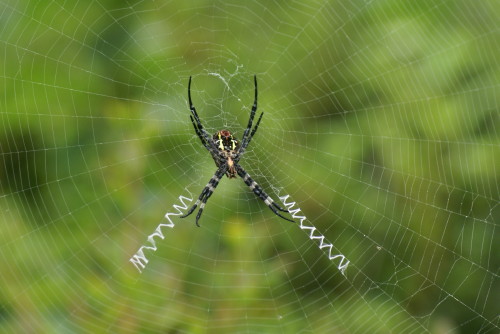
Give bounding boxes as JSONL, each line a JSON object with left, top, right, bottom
{"left": 1, "top": 1, "right": 499, "bottom": 333}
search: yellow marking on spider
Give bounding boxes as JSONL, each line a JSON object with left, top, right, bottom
{"left": 231, "top": 139, "right": 237, "bottom": 150}
{"left": 218, "top": 132, "right": 224, "bottom": 150}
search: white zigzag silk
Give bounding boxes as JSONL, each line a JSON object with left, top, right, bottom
{"left": 280, "top": 194, "right": 349, "bottom": 275}
{"left": 130, "top": 192, "right": 349, "bottom": 276}
{"left": 130, "top": 194, "right": 193, "bottom": 272}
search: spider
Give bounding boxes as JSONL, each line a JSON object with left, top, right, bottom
{"left": 180, "top": 75, "right": 294, "bottom": 226}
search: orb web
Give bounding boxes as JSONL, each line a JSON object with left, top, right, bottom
{"left": 0, "top": 1, "right": 498, "bottom": 333}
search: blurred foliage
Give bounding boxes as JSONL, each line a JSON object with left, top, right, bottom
{"left": 0, "top": 0, "right": 499, "bottom": 333}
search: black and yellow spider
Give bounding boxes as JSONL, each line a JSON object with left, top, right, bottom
{"left": 181, "top": 75, "right": 294, "bottom": 226}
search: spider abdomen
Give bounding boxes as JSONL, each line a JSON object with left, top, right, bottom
{"left": 212, "top": 130, "right": 240, "bottom": 178}
{"left": 213, "top": 130, "right": 239, "bottom": 151}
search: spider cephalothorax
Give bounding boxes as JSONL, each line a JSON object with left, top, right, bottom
{"left": 180, "top": 75, "right": 294, "bottom": 226}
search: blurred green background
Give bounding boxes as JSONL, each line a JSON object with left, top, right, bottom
{"left": 0, "top": 0, "right": 499, "bottom": 333}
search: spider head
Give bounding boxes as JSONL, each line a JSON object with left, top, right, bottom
{"left": 214, "top": 130, "right": 239, "bottom": 151}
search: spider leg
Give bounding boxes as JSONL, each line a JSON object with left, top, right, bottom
{"left": 190, "top": 115, "right": 210, "bottom": 150}
{"left": 188, "top": 76, "right": 219, "bottom": 152}
{"left": 235, "top": 164, "right": 294, "bottom": 223}
{"left": 240, "top": 75, "right": 263, "bottom": 146}
{"left": 180, "top": 165, "right": 228, "bottom": 226}
{"left": 243, "top": 111, "right": 263, "bottom": 150}
{"left": 238, "top": 75, "right": 264, "bottom": 158}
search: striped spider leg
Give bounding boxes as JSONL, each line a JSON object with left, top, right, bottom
{"left": 235, "top": 163, "right": 293, "bottom": 222}
{"left": 180, "top": 165, "right": 228, "bottom": 227}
